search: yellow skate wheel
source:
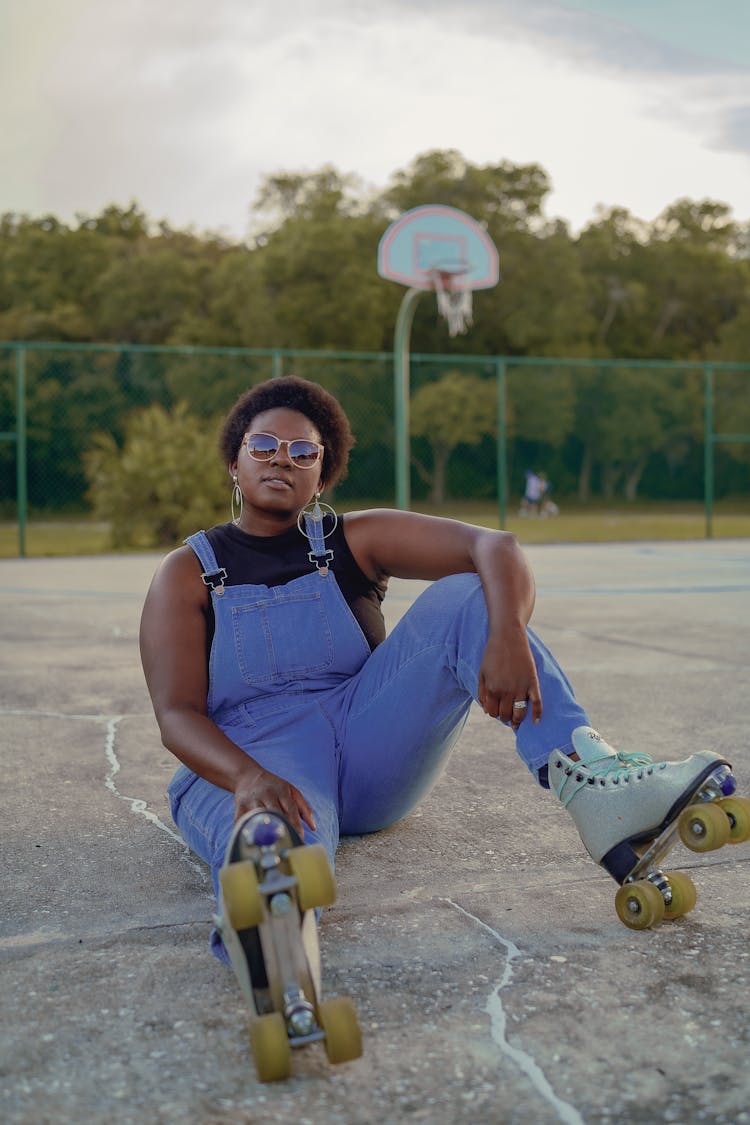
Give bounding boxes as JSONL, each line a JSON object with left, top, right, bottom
{"left": 615, "top": 880, "right": 666, "bottom": 930}
{"left": 678, "top": 802, "right": 731, "bottom": 852}
{"left": 318, "top": 996, "right": 363, "bottom": 1065}
{"left": 663, "top": 872, "right": 697, "bottom": 920}
{"left": 287, "top": 845, "right": 336, "bottom": 912}
{"left": 250, "top": 1013, "right": 291, "bottom": 1083}
{"left": 719, "top": 796, "right": 750, "bottom": 844}
{"left": 219, "top": 860, "right": 263, "bottom": 930}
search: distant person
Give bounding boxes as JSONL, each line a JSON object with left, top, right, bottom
{"left": 520, "top": 469, "right": 543, "bottom": 516}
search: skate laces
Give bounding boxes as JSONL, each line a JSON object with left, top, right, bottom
{"left": 555, "top": 748, "right": 662, "bottom": 806}
{"left": 595, "top": 749, "right": 654, "bottom": 779}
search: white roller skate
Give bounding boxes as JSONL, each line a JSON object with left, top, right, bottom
{"left": 549, "top": 727, "right": 750, "bottom": 930}
{"left": 216, "top": 810, "right": 362, "bottom": 1081}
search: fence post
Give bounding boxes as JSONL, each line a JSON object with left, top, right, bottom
{"left": 272, "top": 351, "right": 282, "bottom": 379}
{"left": 16, "top": 345, "right": 27, "bottom": 558}
{"left": 495, "top": 359, "right": 507, "bottom": 528}
{"left": 704, "top": 363, "right": 714, "bottom": 540}
{"left": 393, "top": 288, "right": 421, "bottom": 510}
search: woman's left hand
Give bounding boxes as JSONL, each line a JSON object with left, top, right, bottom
{"left": 477, "top": 628, "right": 542, "bottom": 729}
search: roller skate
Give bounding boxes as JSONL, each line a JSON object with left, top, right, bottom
{"left": 549, "top": 727, "right": 750, "bottom": 931}
{"left": 216, "top": 810, "right": 362, "bottom": 1081}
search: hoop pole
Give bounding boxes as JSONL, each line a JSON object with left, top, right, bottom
{"left": 16, "top": 346, "right": 28, "bottom": 557}
{"left": 393, "top": 287, "right": 421, "bottom": 510}
{"left": 704, "top": 363, "right": 714, "bottom": 540}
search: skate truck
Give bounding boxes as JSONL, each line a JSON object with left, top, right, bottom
{"left": 611, "top": 761, "right": 749, "bottom": 930}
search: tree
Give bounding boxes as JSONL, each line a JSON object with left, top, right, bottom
{"left": 642, "top": 200, "right": 745, "bottom": 359}
{"left": 576, "top": 207, "right": 651, "bottom": 355}
{"left": 85, "top": 402, "right": 227, "bottom": 547}
{"left": 251, "top": 166, "right": 364, "bottom": 239}
{"left": 481, "top": 224, "right": 597, "bottom": 358}
{"left": 382, "top": 149, "right": 552, "bottom": 235}
{"left": 570, "top": 365, "right": 702, "bottom": 501}
{"left": 256, "top": 209, "right": 392, "bottom": 350}
{"left": 0, "top": 215, "right": 96, "bottom": 341}
{"left": 508, "top": 364, "right": 576, "bottom": 446}
{"left": 409, "top": 371, "right": 496, "bottom": 502}
{"left": 169, "top": 248, "right": 277, "bottom": 348}
{"left": 91, "top": 247, "right": 211, "bottom": 344}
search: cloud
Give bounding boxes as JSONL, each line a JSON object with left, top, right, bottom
{"left": 715, "top": 104, "right": 750, "bottom": 153}
{"left": 489, "top": 0, "right": 750, "bottom": 165}
{"left": 416, "top": 0, "right": 750, "bottom": 79}
{"left": 1, "top": 0, "right": 749, "bottom": 239}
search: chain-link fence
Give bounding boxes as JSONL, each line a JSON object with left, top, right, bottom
{"left": 1, "top": 343, "right": 749, "bottom": 554}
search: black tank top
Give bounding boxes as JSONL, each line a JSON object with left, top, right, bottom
{"left": 203, "top": 517, "right": 388, "bottom": 652}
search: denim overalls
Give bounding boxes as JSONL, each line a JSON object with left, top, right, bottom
{"left": 168, "top": 522, "right": 589, "bottom": 961}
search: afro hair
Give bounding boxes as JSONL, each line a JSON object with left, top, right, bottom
{"left": 218, "top": 375, "right": 355, "bottom": 490}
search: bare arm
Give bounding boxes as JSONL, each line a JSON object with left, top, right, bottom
{"left": 344, "top": 510, "right": 541, "bottom": 726}
{"left": 139, "top": 547, "right": 315, "bottom": 834}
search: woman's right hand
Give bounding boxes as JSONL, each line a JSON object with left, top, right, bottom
{"left": 233, "top": 762, "right": 317, "bottom": 838}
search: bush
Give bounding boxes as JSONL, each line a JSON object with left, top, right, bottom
{"left": 85, "top": 402, "right": 228, "bottom": 547}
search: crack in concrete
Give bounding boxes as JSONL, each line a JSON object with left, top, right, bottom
{"left": 1, "top": 707, "right": 210, "bottom": 888}
{"left": 102, "top": 716, "right": 210, "bottom": 886}
{"left": 445, "top": 898, "right": 585, "bottom": 1125}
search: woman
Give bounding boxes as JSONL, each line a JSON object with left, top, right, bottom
{"left": 140, "top": 376, "right": 732, "bottom": 963}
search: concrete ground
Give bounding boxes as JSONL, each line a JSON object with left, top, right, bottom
{"left": 1, "top": 539, "right": 749, "bottom": 1125}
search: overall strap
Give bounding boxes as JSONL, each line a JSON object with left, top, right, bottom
{"left": 303, "top": 511, "right": 334, "bottom": 577}
{"left": 184, "top": 531, "right": 228, "bottom": 595}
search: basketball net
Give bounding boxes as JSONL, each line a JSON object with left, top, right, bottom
{"left": 431, "top": 269, "right": 473, "bottom": 337}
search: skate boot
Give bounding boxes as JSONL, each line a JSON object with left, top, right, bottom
{"left": 216, "top": 810, "right": 362, "bottom": 1081}
{"left": 549, "top": 727, "right": 750, "bottom": 930}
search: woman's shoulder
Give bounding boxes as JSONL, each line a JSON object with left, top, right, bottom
{"left": 338, "top": 510, "right": 400, "bottom": 582}
{"left": 142, "top": 544, "right": 208, "bottom": 614}
{"left": 341, "top": 508, "right": 438, "bottom": 547}
{"left": 339, "top": 508, "right": 392, "bottom": 534}
{"left": 153, "top": 543, "right": 205, "bottom": 580}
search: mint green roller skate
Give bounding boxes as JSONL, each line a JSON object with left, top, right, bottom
{"left": 549, "top": 727, "right": 749, "bottom": 930}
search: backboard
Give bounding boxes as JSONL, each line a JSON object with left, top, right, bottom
{"left": 377, "top": 204, "right": 499, "bottom": 292}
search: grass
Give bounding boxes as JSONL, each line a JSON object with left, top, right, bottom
{"left": 1, "top": 501, "right": 748, "bottom": 558}
{"left": 417, "top": 501, "right": 750, "bottom": 544}
{"left": 0, "top": 520, "right": 114, "bottom": 558}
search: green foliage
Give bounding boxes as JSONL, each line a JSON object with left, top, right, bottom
{"left": 410, "top": 371, "right": 496, "bottom": 502}
{"left": 2, "top": 148, "right": 750, "bottom": 511}
{"left": 84, "top": 402, "right": 227, "bottom": 548}
{"left": 3, "top": 148, "right": 748, "bottom": 363}
{"left": 508, "top": 366, "right": 576, "bottom": 445}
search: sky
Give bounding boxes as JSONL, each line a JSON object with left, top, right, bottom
{"left": 2, "top": 0, "right": 750, "bottom": 242}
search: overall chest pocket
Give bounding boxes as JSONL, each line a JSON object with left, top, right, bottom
{"left": 231, "top": 589, "right": 334, "bottom": 685}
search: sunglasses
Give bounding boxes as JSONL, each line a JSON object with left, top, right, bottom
{"left": 244, "top": 432, "right": 323, "bottom": 469}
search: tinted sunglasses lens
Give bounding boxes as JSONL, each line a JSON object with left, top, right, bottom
{"left": 289, "top": 441, "right": 320, "bottom": 467}
{"left": 246, "top": 434, "right": 278, "bottom": 460}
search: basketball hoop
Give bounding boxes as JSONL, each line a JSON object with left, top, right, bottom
{"left": 431, "top": 266, "right": 473, "bottom": 337}
{"left": 377, "top": 205, "right": 500, "bottom": 508}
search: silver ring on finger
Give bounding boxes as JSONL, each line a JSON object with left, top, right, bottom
{"left": 512, "top": 700, "right": 528, "bottom": 711}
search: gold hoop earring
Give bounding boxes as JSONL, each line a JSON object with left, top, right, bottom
{"left": 231, "top": 477, "right": 243, "bottom": 523}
